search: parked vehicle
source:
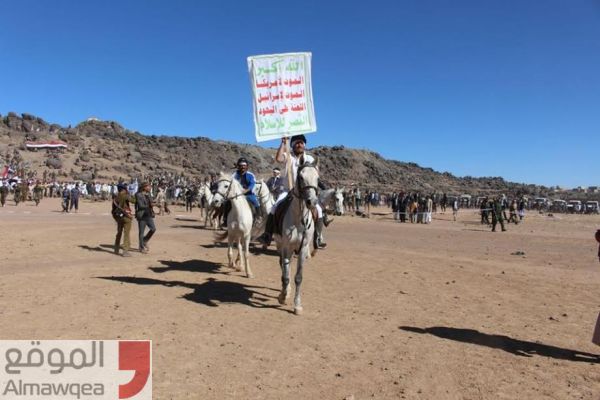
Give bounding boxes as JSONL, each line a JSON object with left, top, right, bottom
{"left": 551, "top": 199, "right": 567, "bottom": 213}
{"left": 585, "top": 201, "right": 599, "bottom": 214}
{"left": 567, "top": 200, "right": 583, "bottom": 213}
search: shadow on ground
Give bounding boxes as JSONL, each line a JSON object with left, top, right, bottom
{"left": 97, "top": 276, "right": 288, "bottom": 311}
{"left": 400, "top": 326, "right": 600, "bottom": 364}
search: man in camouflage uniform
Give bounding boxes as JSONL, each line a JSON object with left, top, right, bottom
{"left": 491, "top": 196, "right": 507, "bottom": 232}
{"left": 0, "top": 181, "right": 8, "bottom": 207}
{"left": 33, "top": 181, "right": 44, "bottom": 206}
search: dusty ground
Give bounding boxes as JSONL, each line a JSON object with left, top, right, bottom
{"left": 1, "top": 199, "right": 599, "bottom": 400}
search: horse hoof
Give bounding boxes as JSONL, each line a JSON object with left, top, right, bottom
{"left": 294, "top": 307, "right": 303, "bottom": 315}
{"left": 278, "top": 294, "right": 287, "bottom": 305}
{"left": 247, "top": 273, "right": 254, "bottom": 279}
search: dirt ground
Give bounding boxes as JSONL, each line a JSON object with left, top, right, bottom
{"left": 1, "top": 199, "right": 599, "bottom": 400}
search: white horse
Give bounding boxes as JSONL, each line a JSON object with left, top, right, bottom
{"left": 252, "top": 180, "right": 274, "bottom": 239}
{"left": 275, "top": 158, "right": 320, "bottom": 315}
{"left": 198, "top": 182, "right": 219, "bottom": 229}
{"left": 334, "top": 187, "right": 345, "bottom": 215}
{"left": 212, "top": 173, "right": 254, "bottom": 278}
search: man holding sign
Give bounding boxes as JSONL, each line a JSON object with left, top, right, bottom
{"left": 248, "top": 52, "right": 328, "bottom": 248}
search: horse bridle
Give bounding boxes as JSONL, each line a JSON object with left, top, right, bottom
{"left": 293, "top": 164, "right": 320, "bottom": 200}
{"left": 214, "top": 178, "right": 245, "bottom": 201}
{"left": 255, "top": 181, "right": 271, "bottom": 203}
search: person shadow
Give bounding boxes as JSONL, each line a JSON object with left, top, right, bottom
{"left": 400, "top": 326, "right": 600, "bottom": 363}
{"left": 78, "top": 244, "right": 115, "bottom": 255}
{"left": 97, "top": 276, "right": 288, "bottom": 312}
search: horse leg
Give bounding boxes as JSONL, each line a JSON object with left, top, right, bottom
{"left": 293, "top": 245, "right": 308, "bottom": 315}
{"left": 235, "top": 239, "right": 243, "bottom": 271}
{"left": 227, "top": 237, "right": 234, "bottom": 269}
{"left": 278, "top": 249, "right": 291, "bottom": 305}
{"left": 243, "top": 235, "right": 253, "bottom": 278}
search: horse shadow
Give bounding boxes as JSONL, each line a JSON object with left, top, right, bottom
{"left": 97, "top": 276, "right": 287, "bottom": 311}
{"left": 400, "top": 326, "right": 600, "bottom": 363}
{"left": 149, "top": 259, "right": 225, "bottom": 274}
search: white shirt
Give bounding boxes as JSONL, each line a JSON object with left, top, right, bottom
{"left": 282, "top": 152, "right": 315, "bottom": 191}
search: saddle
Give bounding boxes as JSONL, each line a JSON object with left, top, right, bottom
{"left": 273, "top": 193, "right": 294, "bottom": 235}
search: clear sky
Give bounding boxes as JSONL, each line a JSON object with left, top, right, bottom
{"left": 1, "top": 0, "right": 598, "bottom": 187}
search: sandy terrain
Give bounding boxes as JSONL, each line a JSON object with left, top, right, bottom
{"left": 1, "top": 199, "right": 599, "bottom": 399}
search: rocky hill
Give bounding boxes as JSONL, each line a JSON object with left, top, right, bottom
{"left": 0, "top": 111, "right": 554, "bottom": 196}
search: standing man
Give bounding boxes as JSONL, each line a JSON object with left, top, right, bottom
{"left": 491, "top": 196, "right": 507, "bottom": 232}
{"left": 61, "top": 185, "right": 71, "bottom": 212}
{"left": 185, "top": 186, "right": 195, "bottom": 212}
{"left": 266, "top": 167, "right": 284, "bottom": 199}
{"left": 155, "top": 186, "right": 166, "bottom": 216}
{"left": 33, "top": 181, "right": 44, "bottom": 206}
{"left": 113, "top": 183, "right": 134, "bottom": 257}
{"left": 0, "top": 181, "right": 8, "bottom": 207}
{"left": 441, "top": 193, "right": 448, "bottom": 213}
{"left": 70, "top": 183, "right": 81, "bottom": 213}
{"left": 452, "top": 197, "right": 459, "bottom": 222}
{"left": 135, "top": 182, "right": 156, "bottom": 254}
{"left": 480, "top": 197, "right": 490, "bottom": 225}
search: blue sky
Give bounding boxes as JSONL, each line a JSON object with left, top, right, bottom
{"left": 1, "top": 0, "right": 598, "bottom": 187}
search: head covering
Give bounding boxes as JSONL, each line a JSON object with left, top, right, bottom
{"left": 273, "top": 167, "right": 281, "bottom": 172}
{"left": 237, "top": 157, "right": 248, "bottom": 166}
{"left": 117, "top": 183, "right": 127, "bottom": 191}
{"left": 290, "top": 135, "right": 306, "bottom": 146}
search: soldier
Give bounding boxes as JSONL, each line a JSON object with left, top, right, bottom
{"left": 480, "top": 197, "right": 490, "bottom": 225}
{"left": 508, "top": 199, "right": 519, "bottom": 224}
{"left": 135, "top": 182, "right": 156, "bottom": 253}
{"left": 0, "top": 181, "right": 8, "bottom": 207}
{"left": 113, "top": 183, "right": 134, "bottom": 257}
{"left": 14, "top": 182, "right": 22, "bottom": 206}
{"left": 491, "top": 196, "right": 507, "bottom": 232}
{"left": 61, "top": 185, "right": 71, "bottom": 212}
{"left": 33, "top": 181, "right": 44, "bottom": 206}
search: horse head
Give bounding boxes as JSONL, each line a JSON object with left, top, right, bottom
{"left": 212, "top": 172, "right": 233, "bottom": 207}
{"left": 296, "top": 162, "right": 320, "bottom": 210}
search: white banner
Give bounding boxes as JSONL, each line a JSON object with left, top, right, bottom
{"left": 247, "top": 52, "right": 317, "bottom": 142}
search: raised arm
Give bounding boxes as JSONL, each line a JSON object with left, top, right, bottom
{"left": 275, "top": 137, "right": 288, "bottom": 164}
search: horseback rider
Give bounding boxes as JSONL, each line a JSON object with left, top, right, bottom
{"left": 223, "top": 157, "right": 261, "bottom": 227}
{"left": 258, "top": 135, "right": 331, "bottom": 248}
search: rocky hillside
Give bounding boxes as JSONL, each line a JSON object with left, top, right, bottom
{"left": 0, "top": 111, "right": 553, "bottom": 196}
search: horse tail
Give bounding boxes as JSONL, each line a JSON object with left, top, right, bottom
{"left": 214, "top": 230, "right": 228, "bottom": 242}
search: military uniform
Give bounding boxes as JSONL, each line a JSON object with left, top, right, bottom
{"left": 33, "top": 184, "right": 44, "bottom": 206}
{"left": 113, "top": 188, "right": 135, "bottom": 256}
{"left": 491, "top": 198, "right": 506, "bottom": 232}
{"left": 0, "top": 184, "right": 8, "bottom": 207}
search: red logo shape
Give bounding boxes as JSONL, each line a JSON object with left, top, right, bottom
{"left": 119, "top": 341, "right": 151, "bottom": 399}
